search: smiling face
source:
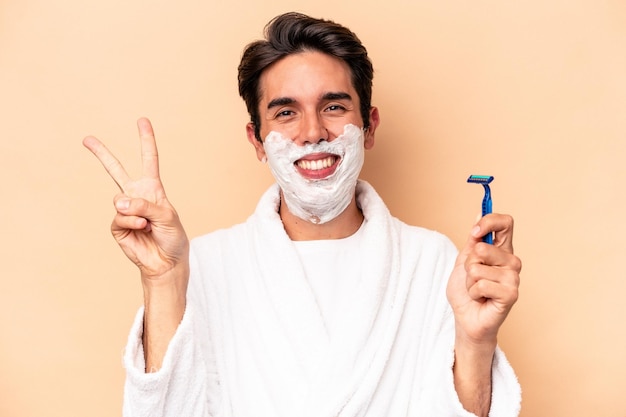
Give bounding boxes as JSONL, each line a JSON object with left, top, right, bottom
{"left": 246, "top": 50, "right": 379, "bottom": 176}
{"left": 246, "top": 50, "right": 380, "bottom": 229}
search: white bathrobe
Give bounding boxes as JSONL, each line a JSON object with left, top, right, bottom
{"left": 123, "top": 180, "right": 521, "bottom": 417}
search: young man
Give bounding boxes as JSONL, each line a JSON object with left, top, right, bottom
{"left": 84, "top": 12, "right": 521, "bottom": 417}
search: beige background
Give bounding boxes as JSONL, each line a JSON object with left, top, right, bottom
{"left": 1, "top": 0, "right": 625, "bottom": 416}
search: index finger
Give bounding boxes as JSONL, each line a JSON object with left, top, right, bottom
{"left": 137, "top": 117, "right": 160, "bottom": 179}
{"left": 82, "top": 135, "right": 131, "bottom": 192}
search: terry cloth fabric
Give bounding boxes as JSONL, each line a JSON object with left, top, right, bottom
{"left": 123, "top": 180, "right": 521, "bottom": 417}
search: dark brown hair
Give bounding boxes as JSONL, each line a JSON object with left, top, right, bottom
{"left": 238, "top": 12, "right": 374, "bottom": 141}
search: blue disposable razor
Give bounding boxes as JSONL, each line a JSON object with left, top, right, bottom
{"left": 467, "top": 175, "right": 494, "bottom": 244}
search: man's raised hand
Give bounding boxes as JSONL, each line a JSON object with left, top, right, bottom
{"left": 447, "top": 213, "right": 521, "bottom": 346}
{"left": 83, "top": 118, "right": 189, "bottom": 281}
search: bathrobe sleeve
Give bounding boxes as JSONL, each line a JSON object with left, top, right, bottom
{"left": 121, "top": 306, "right": 211, "bottom": 417}
{"left": 422, "top": 332, "right": 522, "bottom": 417}
{"left": 121, "top": 248, "right": 220, "bottom": 417}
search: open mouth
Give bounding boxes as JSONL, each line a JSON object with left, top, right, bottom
{"left": 294, "top": 153, "right": 340, "bottom": 179}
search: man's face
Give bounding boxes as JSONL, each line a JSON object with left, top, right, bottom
{"left": 246, "top": 50, "right": 378, "bottom": 181}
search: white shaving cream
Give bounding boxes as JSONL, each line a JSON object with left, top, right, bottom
{"left": 263, "top": 124, "right": 365, "bottom": 224}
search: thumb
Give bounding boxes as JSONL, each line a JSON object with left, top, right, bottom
{"left": 455, "top": 220, "right": 484, "bottom": 266}
{"left": 114, "top": 195, "right": 171, "bottom": 225}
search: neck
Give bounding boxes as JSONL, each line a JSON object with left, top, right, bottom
{"left": 279, "top": 194, "right": 363, "bottom": 241}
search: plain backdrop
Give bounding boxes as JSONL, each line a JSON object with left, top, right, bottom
{"left": 1, "top": 1, "right": 625, "bottom": 416}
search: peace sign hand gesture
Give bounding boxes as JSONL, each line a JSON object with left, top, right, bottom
{"left": 83, "top": 118, "right": 189, "bottom": 282}
{"left": 84, "top": 118, "right": 189, "bottom": 370}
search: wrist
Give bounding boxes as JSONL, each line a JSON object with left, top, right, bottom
{"left": 453, "top": 326, "right": 497, "bottom": 385}
{"left": 455, "top": 331, "right": 497, "bottom": 356}
{"left": 142, "top": 263, "right": 188, "bottom": 327}
{"left": 140, "top": 257, "right": 189, "bottom": 295}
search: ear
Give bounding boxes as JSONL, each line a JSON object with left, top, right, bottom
{"left": 246, "top": 122, "right": 267, "bottom": 162}
{"left": 364, "top": 106, "right": 380, "bottom": 150}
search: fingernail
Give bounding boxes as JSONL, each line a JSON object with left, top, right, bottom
{"left": 471, "top": 225, "right": 481, "bottom": 237}
{"left": 116, "top": 199, "right": 130, "bottom": 210}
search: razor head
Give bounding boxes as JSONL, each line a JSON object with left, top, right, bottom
{"left": 467, "top": 175, "right": 494, "bottom": 184}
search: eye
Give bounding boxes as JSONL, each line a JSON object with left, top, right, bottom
{"left": 276, "top": 109, "right": 295, "bottom": 118}
{"left": 325, "top": 104, "right": 345, "bottom": 112}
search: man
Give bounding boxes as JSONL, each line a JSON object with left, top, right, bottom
{"left": 84, "top": 12, "right": 521, "bottom": 417}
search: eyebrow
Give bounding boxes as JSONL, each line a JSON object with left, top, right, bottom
{"left": 267, "top": 97, "right": 295, "bottom": 110}
{"left": 266, "top": 92, "right": 353, "bottom": 110}
{"left": 322, "top": 92, "right": 352, "bottom": 101}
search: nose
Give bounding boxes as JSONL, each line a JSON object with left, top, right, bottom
{"left": 294, "top": 112, "right": 329, "bottom": 145}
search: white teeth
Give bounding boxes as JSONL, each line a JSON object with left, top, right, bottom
{"left": 297, "top": 156, "right": 336, "bottom": 171}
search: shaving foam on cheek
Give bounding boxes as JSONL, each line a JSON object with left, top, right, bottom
{"left": 263, "top": 124, "right": 365, "bottom": 224}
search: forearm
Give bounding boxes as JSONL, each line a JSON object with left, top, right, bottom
{"left": 141, "top": 263, "right": 189, "bottom": 373}
{"left": 453, "top": 337, "right": 496, "bottom": 417}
